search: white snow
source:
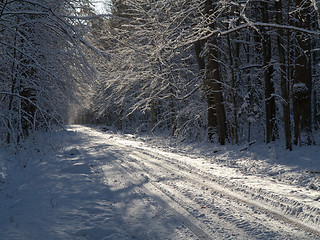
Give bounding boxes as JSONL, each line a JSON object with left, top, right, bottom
{"left": 0, "top": 125, "right": 320, "bottom": 239}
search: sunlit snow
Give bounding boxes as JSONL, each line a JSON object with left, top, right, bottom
{"left": 0, "top": 125, "right": 319, "bottom": 239}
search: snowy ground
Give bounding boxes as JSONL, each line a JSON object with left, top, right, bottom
{"left": 0, "top": 125, "right": 320, "bottom": 239}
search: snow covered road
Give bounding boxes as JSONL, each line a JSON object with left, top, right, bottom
{"left": 1, "top": 125, "right": 320, "bottom": 239}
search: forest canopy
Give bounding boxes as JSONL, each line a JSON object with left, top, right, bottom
{"left": 1, "top": 0, "right": 320, "bottom": 150}
{"left": 0, "top": 0, "right": 94, "bottom": 144}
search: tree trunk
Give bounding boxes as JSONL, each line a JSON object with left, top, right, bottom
{"left": 204, "top": 0, "right": 227, "bottom": 145}
{"left": 169, "top": 84, "right": 177, "bottom": 137}
{"left": 6, "top": 17, "right": 20, "bottom": 144}
{"left": 150, "top": 99, "right": 156, "bottom": 134}
{"left": 206, "top": 38, "right": 227, "bottom": 145}
{"left": 314, "top": 90, "right": 318, "bottom": 131}
{"left": 227, "top": 33, "right": 239, "bottom": 145}
{"left": 261, "top": 2, "right": 277, "bottom": 143}
{"left": 293, "top": 0, "right": 313, "bottom": 145}
{"left": 194, "top": 40, "right": 205, "bottom": 71}
{"left": 276, "top": 0, "right": 292, "bottom": 150}
{"left": 7, "top": 43, "right": 18, "bottom": 144}
{"left": 19, "top": 87, "right": 37, "bottom": 137}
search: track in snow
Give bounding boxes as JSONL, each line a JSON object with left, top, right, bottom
{"left": 70, "top": 125, "right": 320, "bottom": 239}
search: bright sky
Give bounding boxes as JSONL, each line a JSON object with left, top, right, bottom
{"left": 92, "top": 0, "right": 111, "bottom": 14}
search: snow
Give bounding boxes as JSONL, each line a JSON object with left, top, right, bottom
{"left": 0, "top": 125, "right": 320, "bottom": 239}
{"left": 92, "top": 0, "right": 111, "bottom": 14}
{"left": 293, "top": 82, "right": 309, "bottom": 95}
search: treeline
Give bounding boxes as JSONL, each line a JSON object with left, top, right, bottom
{"left": 0, "top": 0, "right": 93, "bottom": 145}
{"left": 86, "top": 0, "right": 320, "bottom": 149}
{"left": 1, "top": 1, "right": 319, "bottom": 150}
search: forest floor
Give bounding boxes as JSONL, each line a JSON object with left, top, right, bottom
{"left": 0, "top": 125, "right": 320, "bottom": 239}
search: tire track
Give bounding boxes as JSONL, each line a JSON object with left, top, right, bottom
{"left": 99, "top": 151, "right": 215, "bottom": 240}
{"left": 73, "top": 126, "right": 320, "bottom": 239}
{"left": 123, "top": 149, "right": 320, "bottom": 239}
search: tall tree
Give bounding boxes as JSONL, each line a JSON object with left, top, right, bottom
{"left": 276, "top": 0, "right": 292, "bottom": 150}
{"left": 293, "top": 0, "right": 313, "bottom": 145}
{"left": 261, "top": 1, "right": 278, "bottom": 143}
{"left": 204, "top": 0, "right": 227, "bottom": 144}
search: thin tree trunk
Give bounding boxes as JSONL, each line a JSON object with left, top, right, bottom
{"left": 276, "top": 0, "right": 292, "bottom": 150}
{"left": 7, "top": 60, "right": 17, "bottom": 144}
{"left": 169, "top": 81, "right": 177, "bottom": 137}
{"left": 6, "top": 18, "right": 19, "bottom": 144}
{"left": 194, "top": 40, "right": 205, "bottom": 72}
{"left": 314, "top": 90, "right": 318, "bottom": 131}
{"left": 150, "top": 99, "right": 156, "bottom": 134}
{"left": 169, "top": 97, "right": 177, "bottom": 137}
{"left": 119, "top": 106, "right": 124, "bottom": 131}
{"left": 227, "top": 33, "right": 239, "bottom": 144}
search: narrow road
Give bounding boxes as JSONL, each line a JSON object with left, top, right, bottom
{"left": 69, "top": 125, "right": 320, "bottom": 240}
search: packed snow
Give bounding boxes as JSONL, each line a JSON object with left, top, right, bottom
{"left": 0, "top": 125, "right": 320, "bottom": 239}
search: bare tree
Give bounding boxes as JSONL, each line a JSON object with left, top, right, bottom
{"left": 0, "top": 0, "right": 94, "bottom": 144}
{"left": 84, "top": 0, "right": 320, "bottom": 148}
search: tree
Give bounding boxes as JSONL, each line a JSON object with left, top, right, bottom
{"left": 260, "top": 1, "right": 278, "bottom": 143}
{"left": 195, "top": 0, "right": 227, "bottom": 144}
{"left": 275, "top": 0, "right": 292, "bottom": 150}
{"left": 293, "top": 0, "right": 313, "bottom": 145}
{"left": 0, "top": 0, "right": 93, "bottom": 144}
{"left": 82, "top": 0, "right": 320, "bottom": 149}
{"left": 89, "top": 0, "right": 204, "bottom": 139}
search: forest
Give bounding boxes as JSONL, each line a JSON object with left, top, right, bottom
{"left": 1, "top": 0, "right": 320, "bottom": 150}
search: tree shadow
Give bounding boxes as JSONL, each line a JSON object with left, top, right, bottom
{"left": 48, "top": 127, "right": 188, "bottom": 240}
